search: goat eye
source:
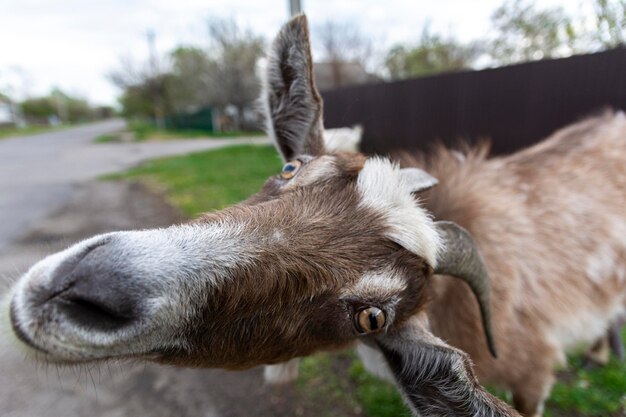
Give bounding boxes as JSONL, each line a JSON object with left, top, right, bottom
{"left": 355, "top": 307, "right": 386, "bottom": 334}
{"left": 280, "top": 160, "right": 302, "bottom": 179}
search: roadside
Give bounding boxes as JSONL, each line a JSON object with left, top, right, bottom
{"left": 0, "top": 124, "right": 71, "bottom": 140}
{"left": 95, "top": 120, "right": 265, "bottom": 143}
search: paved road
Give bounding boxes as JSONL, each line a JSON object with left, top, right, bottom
{"left": 0, "top": 120, "right": 268, "bottom": 250}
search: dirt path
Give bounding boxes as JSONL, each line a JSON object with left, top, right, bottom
{"left": 0, "top": 180, "right": 306, "bottom": 417}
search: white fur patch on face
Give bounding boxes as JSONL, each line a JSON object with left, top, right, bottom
{"left": 349, "top": 271, "right": 407, "bottom": 296}
{"left": 356, "top": 158, "right": 442, "bottom": 267}
{"left": 341, "top": 270, "right": 407, "bottom": 313}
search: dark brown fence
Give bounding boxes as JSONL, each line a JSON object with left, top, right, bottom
{"left": 321, "top": 47, "right": 626, "bottom": 156}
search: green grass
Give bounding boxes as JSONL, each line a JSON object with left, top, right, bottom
{"left": 0, "top": 124, "right": 68, "bottom": 139}
{"left": 95, "top": 120, "right": 264, "bottom": 143}
{"left": 548, "top": 357, "right": 626, "bottom": 416}
{"left": 297, "top": 352, "right": 362, "bottom": 417}
{"left": 545, "top": 328, "right": 626, "bottom": 417}
{"left": 94, "top": 133, "right": 117, "bottom": 143}
{"left": 105, "top": 143, "right": 626, "bottom": 416}
{"left": 104, "top": 144, "right": 281, "bottom": 216}
{"left": 348, "top": 358, "right": 410, "bottom": 417}
{"left": 296, "top": 351, "right": 410, "bottom": 417}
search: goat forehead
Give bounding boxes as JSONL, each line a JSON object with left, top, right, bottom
{"left": 250, "top": 154, "right": 441, "bottom": 266}
{"left": 356, "top": 158, "right": 442, "bottom": 267}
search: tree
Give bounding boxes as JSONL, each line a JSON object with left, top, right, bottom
{"left": 381, "top": 0, "right": 623, "bottom": 82}
{"left": 20, "top": 97, "right": 56, "bottom": 121}
{"left": 118, "top": 84, "right": 159, "bottom": 119}
{"left": 20, "top": 89, "right": 96, "bottom": 123}
{"left": 203, "top": 18, "right": 264, "bottom": 123}
{"left": 592, "top": 0, "right": 626, "bottom": 48}
{"left": 315, "top": 21, "right": 374, "bottom": 67}
{"left": 385, "top": 27, "right": 481, "bottom": 80}
{"left": 486, "top": 0, "right": 625, "bottom": 65}
{"left": 166, "top": 18, "right": 265, "bottom": 128}
{"left": 488, "top": 0, "right": 579, "bottom": 64}
{"left": 313, "top": 20, "right": 376, "bottom": 88}
{"left": 110, "top": 19, "right": 264, "bottom": 128}
{"left": 109, "top": 56, "right": 172, "bottom": 121}
{"left": 50, "top": 89, "right": 94, "bottom": 122}
{"left": 168, "top": 47, "right": 213, "bottom": 113}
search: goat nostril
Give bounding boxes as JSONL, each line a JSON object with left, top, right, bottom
{"left": 57, "top": 294, "right": 135, "bottom": 332}
{"left": 33, "top": 238, "right": 112, "bottom": 307}
{"left": 32, "top": 237, "right": 142, "bottom": 333}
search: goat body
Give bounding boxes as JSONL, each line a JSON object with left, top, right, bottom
{"left": 414, "top": 112, "right": 626, "bottom": 414}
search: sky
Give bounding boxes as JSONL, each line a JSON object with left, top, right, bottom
{"left": 0, "top": 0, "right": 590, "bottom": 106}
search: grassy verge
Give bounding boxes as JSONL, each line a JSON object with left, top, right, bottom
{"left": 94, "top": 133, "right": 118, "bottom": 143}
{"left": 0, "top": 124, "right": 68, "bottom": 139}
{"left": 105, "top": 144, "right": 626, "bottom": 416}
{"left": 104, "top": 144, "right": 281, "bottom": 216}
{"left": 547, "top": 341, "right": 626, "bottom": 417}
{"left": 95, "top": 120, "right": 264, "bottom": 143}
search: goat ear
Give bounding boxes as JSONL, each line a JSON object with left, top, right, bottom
{"left": 264, "top": 14, "right": 325, "bottom": 161}
{"left": 371, "top": 315, "right": 519, "bottom": 417}
{"left": 399, "top": 168, "right": 439, "bottom": 193}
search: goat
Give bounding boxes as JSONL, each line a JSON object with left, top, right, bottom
{"left": 4, "top": 15, "right": 625, "bottom": 417}
{"left": 586, "top": 315, "right": 625, "bottom": 365}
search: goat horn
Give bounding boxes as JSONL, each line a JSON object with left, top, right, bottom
{"left": 434, "top": 221, "right": 498, "bottom": 358}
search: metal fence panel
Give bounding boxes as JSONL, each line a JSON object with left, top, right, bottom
{"left": 321, "top": 47, "right": 626, "bottom": 155}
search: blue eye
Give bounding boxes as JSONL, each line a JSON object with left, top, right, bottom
{"left": 281, "top": 160, "right": 302, "bottom": 179}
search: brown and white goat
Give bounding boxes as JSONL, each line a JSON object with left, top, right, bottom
{"left": 4, "top": 15, "right": 626, "bottom": 417}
